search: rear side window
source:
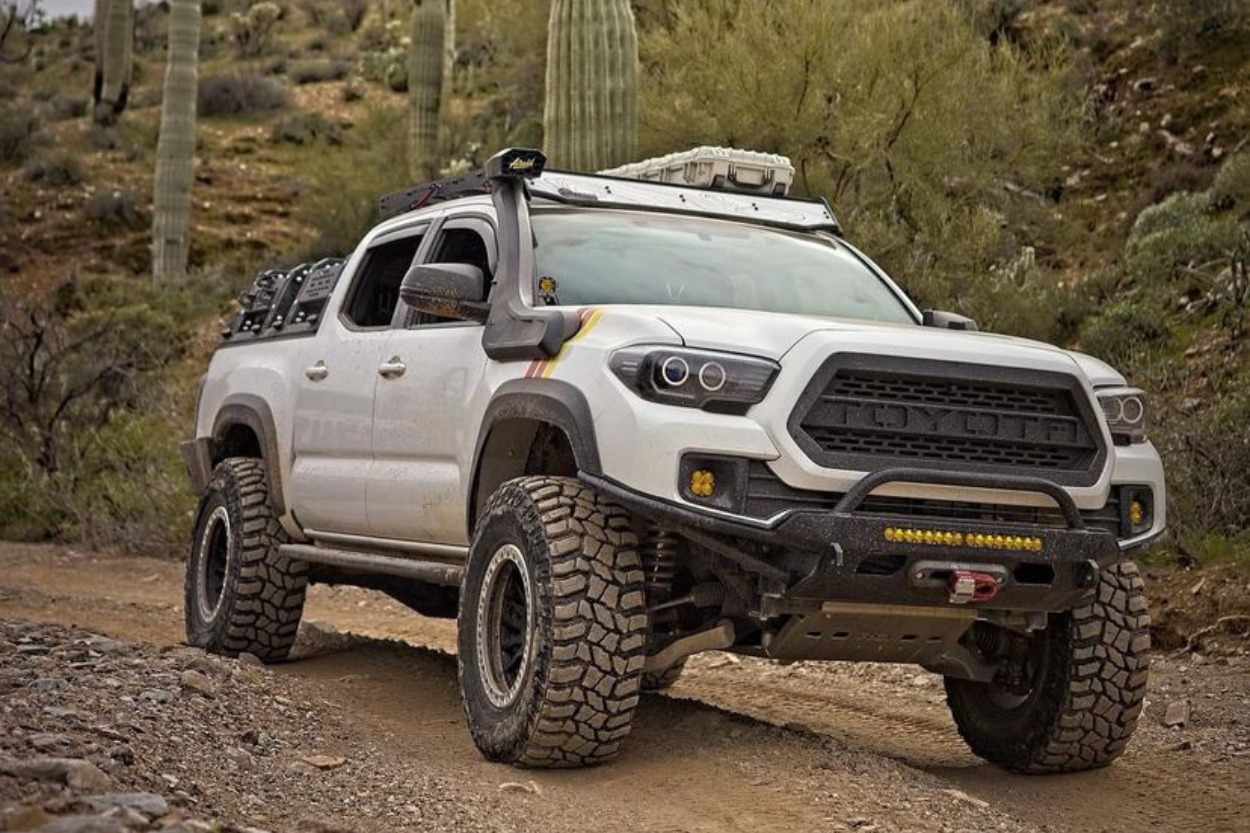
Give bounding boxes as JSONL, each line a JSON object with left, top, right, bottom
{"left": 343, "top": 232, "right": 425, "bottom": 328}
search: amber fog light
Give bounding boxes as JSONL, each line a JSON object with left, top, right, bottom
{"left": 678, "top": 455, "right": 749, "bottom": 513}
{"left": 1120, "top": 486, "right": 1153, "bottom": 536}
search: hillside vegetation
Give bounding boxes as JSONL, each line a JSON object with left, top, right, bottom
{"left": 0, "top": 0, "right": 1247, "bottom": 568}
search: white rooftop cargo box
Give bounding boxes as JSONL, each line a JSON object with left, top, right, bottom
{"left": 599, "top": 146, "right": 795, "bottom": 196}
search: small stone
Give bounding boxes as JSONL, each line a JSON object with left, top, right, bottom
{"left": 1163, "top": 700, "right": 1191, "bottom": 728}
{"left": 0, "top": 757, "right": 110, "bottom": 791}
{"left": 3, "top": 805, "right": 54, "bottom": 831}
{"left": 36, "top": 815, "right": 129, "bottom": 833}
{"left": 1166, "top": 740, "right": 1193, "bottom": 752}
{"left": 287, "top": 761, "right": 319, "bottom": 776}
{"left": 1190, "top": 578, "right": 1206, "bottom": 596}
{"left": 942, "top": 788, "right": 990, "bottom": 809}
{"left": 29, "top": 732, "right": 75, "bottom": 752}
{"left": 498, "top": 781, "right": 542, "bottom": 795}
{"left": 300, "top": 754, "right": 346, "bottom": 771}
{"left": 141, "top": 689, "right": 175, "bottom": 704}
{"left": 180, "top": 670, "right": 216, "bottom": 697}
{"left": 16, "top": 644, "right": 50, "bottom": 655}
{"left": 1134, "top": 77, "right": 1157, "bottom": 93}
{"left": 236, "top": 652, "right": 264, "bottom": 667}
{"left": 66, "top": 762, "right": 113, "bottom": 792}
{"left": 84, "top": 793, "right": 170, "bottom": 818}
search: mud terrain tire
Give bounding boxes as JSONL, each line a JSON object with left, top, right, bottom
{"left": 458, "top": 476, "right": 648, "bottom": 767}
{"left": 641, "top": 659, "right": 686, "bottom": 691}
{"left": 185, "top": 458, "right": 307, "bottom": 662}
{"left": 945, "top": 560, "right": 1150, "bottom": 773}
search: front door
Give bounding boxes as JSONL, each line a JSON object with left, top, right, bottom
{"left": 368, "top": 215, "right": 496, "bottom": 545}
{"left": 288, "top": 221, "right": 432, "bottom": 534}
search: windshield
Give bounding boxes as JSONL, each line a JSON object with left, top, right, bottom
{"left": 529, "top": 208, "right": 915, "bottom": 324}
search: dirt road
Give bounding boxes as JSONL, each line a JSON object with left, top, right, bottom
{"left": 1, "top": 542, "right": 1247, "bottom": 833}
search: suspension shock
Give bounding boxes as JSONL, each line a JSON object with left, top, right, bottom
{"left": 640, "top": 525, "right": 679, "bottom": 605}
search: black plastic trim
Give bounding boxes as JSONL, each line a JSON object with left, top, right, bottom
{"left": 211, "top": 394, "right": 287, "bottom": 516}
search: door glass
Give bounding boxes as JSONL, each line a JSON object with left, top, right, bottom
{"left": 343, "top": 233, "right": 425, "bottom": 328}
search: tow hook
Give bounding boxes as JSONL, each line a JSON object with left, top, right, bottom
{"left": 947, "top": 569, "right": 1001, "bottom": 604}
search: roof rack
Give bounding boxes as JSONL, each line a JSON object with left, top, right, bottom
{"left": 378, "top": 168, "right": 492, "bottom": 221}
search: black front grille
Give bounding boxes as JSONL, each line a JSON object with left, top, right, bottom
{"left": 787, "top": 355, "right": 1106, "bottom": 487}
{"left": 743, "top": 461, "right": 1123, "bottom": 535}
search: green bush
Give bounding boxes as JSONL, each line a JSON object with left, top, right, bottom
{"left": 294, "top": 104, "right": 409, "bottom": 259}
{"left": 198, "top": 74, "right": 291, "bottom": 117}
{"left": 1124, "top": 192, "right": 1242, "bottom": 289}
{"left": 1210, "top": 151, "right": 1250, "bottom": 217}
{"left": 270, "top": 111, "right": 344, "bottom": 145}
{"left": 23, "top": 152, "right": 86, "bottom": 186}
{"left": 86, "top": 187, "right": 144, "bottom": 228}
{"left": 640, "top": 0, "right": 1083, "bottom": 334}
{"left": 1077, "top": 298, "right": 1169, "bottom": 370}
{"left": 0, "top": 107, "right": 38, "bottom": 166}
{"left": 0, "top": 277, "right": 194, "bottom": 555}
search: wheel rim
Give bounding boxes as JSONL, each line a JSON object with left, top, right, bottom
{"left": 984, "top": 628, "right": 1050, "bottom": 710}
{"left": 476, "top": 543, "right": 534, "bottom": 708}
{"left": 197, "top": 506, "right": 231, "bottom": 621}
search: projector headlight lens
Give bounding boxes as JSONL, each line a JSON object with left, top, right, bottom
{"left": 610, "top": 346, "right": 779, "bottom": 413}
{"left": 1097, "top": 388, "right": 1149, "bottom": 444}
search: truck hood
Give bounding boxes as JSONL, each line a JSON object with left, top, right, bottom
{"left": 611, "top": 305, "right": 1122, "bottom": 384}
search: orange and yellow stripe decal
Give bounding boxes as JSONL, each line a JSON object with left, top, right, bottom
{"left": 524, "top": 307, "right": 604, "bottom": 379}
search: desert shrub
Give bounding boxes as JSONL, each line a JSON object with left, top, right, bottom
{"left": 641, "top": 0, "right": 1083, "bottom": 335}
{"left": 23, "top": 151, "right": 86, "bottom": 186}
{"left": 86, "top": 123, "right": 120, "bottom": 150}
{"left": 0, "top": 106, "right": 38, "bottom": 166}
{"left": 1209, "top": 151, "right": 1250, "bottom": 217}
{"left": 300, "top": 0, "right": 367, "bottom": 34}
{"left": 44, "top": 94, "right": 90, "bottom": 122}
{"left": 289, "top": 59, "right": 349, "bottom": 85}
{"left": 230, "top": 1, "right": 282, "bottom": 58}
{"left": 295, "top": 104, "right": 408, "bottom": 258}
{"left": 341, "top": 83, "right": 363, "bottom": 103}
{"left": 1077, "top": 299, "right": 1170, "bottom": 370}
{"left": 1154, "top": 0, "right": 1250, "bottom": 59}
{"left": 1159, "top": 375, "right": 1250, "bottom": 558}
{"left": 86, "top": 187, "right": 143, "bottom": 228}
{"left": 1125, "top": 192, "right": 1243, "bottom": 290}
{"left": 197, "top": 74, "right": 291, "bottom": 116}
{"left": 0, "top": 276, "right": 192, "bottom": 554}
{"left": 270, "top": 111, "right": 343, "bottom": 145}
{"left": 360, "top": 47, "right": 407, "bottom": 92}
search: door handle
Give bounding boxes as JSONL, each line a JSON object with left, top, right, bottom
{"left": 378, "top": 357, "right": 407, "bottom": 379}
{"left": 305, "top": 361, "right": 328, "bottom": 382}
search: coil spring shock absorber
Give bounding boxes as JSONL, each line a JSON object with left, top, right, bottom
{"left": 640, "top": 525, "right": 679, "bottom": 606}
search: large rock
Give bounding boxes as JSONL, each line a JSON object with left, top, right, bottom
{"left": 0, "top": 758, "right": 112, "bottom": 791}
{"left": 83, "top": 794, "right": 170, "bottom": 818}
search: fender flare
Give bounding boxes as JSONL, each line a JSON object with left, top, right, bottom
{"left": 468, "top": 378, "right": 601, "bottom": 527}
{"left": 210, "top": 393, "right": 288, "bottom": 516}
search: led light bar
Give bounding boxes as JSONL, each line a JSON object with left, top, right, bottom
{"left": 883, "top": 527, "right": 1044, "bottom": 553}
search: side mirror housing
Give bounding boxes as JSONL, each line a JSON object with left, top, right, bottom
{"left": 922, "top": 309, "right": 978, "bottom": 332}
{"left": 400, "top": 263, "right": 489, "bottom": 323}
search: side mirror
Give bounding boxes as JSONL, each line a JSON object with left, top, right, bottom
{"left": 922, "top": 309, "right": 978, "bottom": 332}
{"left": 400, "top": 263, "right": 489, "bottom": 323}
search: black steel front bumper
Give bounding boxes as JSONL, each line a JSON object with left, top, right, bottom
{"left": 581, "top": 467, "right": 1122, "bottom": 615}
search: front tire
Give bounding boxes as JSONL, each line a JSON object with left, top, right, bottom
{"left": 945, "top": 560, "right": 1150, "bottom": 773}
{"left": 185, "top": 458, "right": 308, "bottom": 662}
{"left": 458, "top": 477, "right": 648, "bottom": 767}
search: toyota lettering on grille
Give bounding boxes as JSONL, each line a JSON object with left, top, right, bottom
{"left": 820, "top": 399, "right": 1089, "bottom": 446}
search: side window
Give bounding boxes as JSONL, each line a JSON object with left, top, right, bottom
{"left": 342, "top": 231, "right": 425, "bottom": 328}
{"left": 406, "top": 220, "right": 496, "bottom": 327}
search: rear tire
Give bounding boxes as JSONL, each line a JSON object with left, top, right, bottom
{"left": 185, "top": 458, "right": 307, "bottom": 662}
{"left": 641, "top": 659, "right": 686, "bottom": 691}
{"left": 945, "top": 560, "right": 1150, "bottom": 773}
{"left": 458, "top": 476, "right": 648, "bottom": 767}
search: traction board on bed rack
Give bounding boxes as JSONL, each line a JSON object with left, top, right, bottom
{"left": 599, "top": 146, "right": 795, "bottom": 196}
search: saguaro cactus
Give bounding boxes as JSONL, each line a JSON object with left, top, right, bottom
{"left": 543, "top": 0, "right": 638, "bottom": 172}
{"left": 151, "top": 0, "right": 202, "bottom": 286}
{"left": 408, "top": 0, "right": 451, "bottom": 180}
{"left": 93, "top": 0, "right": 135, "bottom": 124}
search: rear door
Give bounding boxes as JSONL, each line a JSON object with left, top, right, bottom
{"left": 288, "top": 220, "right": 432, "bottom": 535}
{"left": 367, "top": 213, "right": 497, "bottom": 545}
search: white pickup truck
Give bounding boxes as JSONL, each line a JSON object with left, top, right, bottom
{"left": 182, "top": 148, "right": 1164, "bottom": 771}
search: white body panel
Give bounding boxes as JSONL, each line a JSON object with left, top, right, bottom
{"left": 194, "top": 198, "right": 1167, "bottom": 555}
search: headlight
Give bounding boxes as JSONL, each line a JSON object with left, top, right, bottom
{"left": 609, "top": 346, "right": 779, "bottom": 412}
{"left": 1097, "top": 387, "right": 1149, "bottom": 444}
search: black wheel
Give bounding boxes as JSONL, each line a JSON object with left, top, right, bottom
{"left": 458, "top": 476, "right": 648, "bottom": 767}
{"left": 185, "top": 458, "right": 307, "bottom": 662}
{"left": 945, "top": 560, "right": 1150, "bottom": 773}
{"left": 641, "top": 659, "right": 686, "bottom": 692}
